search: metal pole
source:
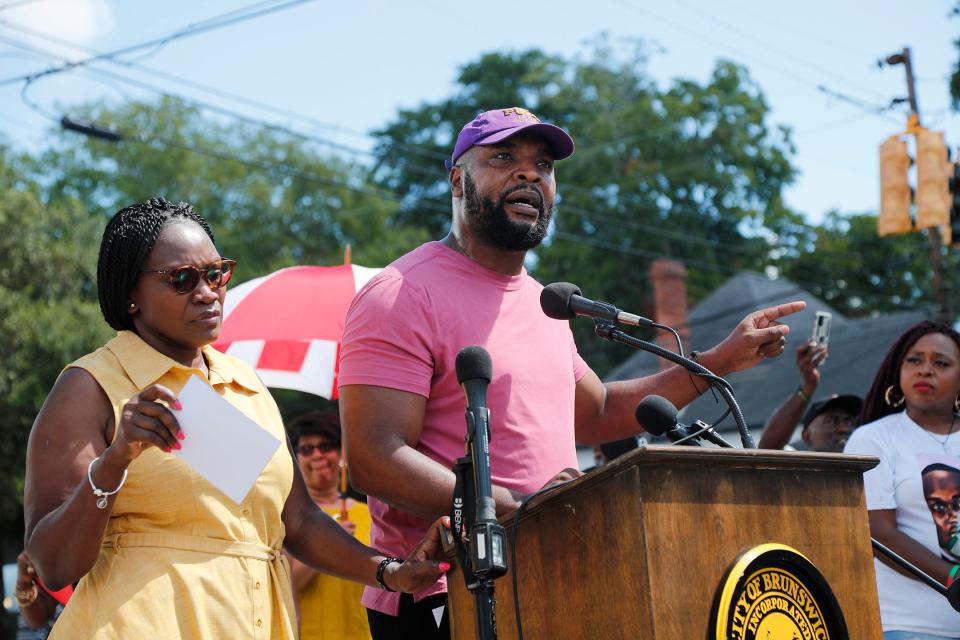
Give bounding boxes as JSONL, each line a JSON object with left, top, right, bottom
{"left": 897, "top": 47, "right": 951, "bottom": 323}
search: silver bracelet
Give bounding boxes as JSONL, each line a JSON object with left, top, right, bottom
{"left": 87, "top": 456, "right": 128, "bottom": 509}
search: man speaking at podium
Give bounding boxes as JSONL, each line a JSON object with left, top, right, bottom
{"left": 338, "top": 106, "right": 804, "bottom": 639}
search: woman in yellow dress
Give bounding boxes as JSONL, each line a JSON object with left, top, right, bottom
{"left": 23, "top": 198, "right": 449, "bottom": 639}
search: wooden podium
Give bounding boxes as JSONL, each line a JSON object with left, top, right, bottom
{"left": 447, "top": 446, "right": 883, "bottom": 640}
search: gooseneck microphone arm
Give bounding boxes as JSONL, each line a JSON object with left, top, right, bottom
{"left": 592, "top": 321, "right": 756, "bottom": 449}
{"left": 539, "top": 281, "right": 754, "bottom": 447}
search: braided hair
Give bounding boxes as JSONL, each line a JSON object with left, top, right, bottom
{"left": 97, "top": 197, "right": 214, "bottom": 331}
{"left": 860, "top": 320, "right": 960, "bottom": 425}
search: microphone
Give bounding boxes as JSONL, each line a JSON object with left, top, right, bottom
{"left": 540, "top": 282, "right": 653, "bottom": 328}
{"left": 454, "top": 346, "right": 506, "bottom": 581}
{"left": 456, "top": 345, "right": 492, "bottom": 422}
{"left": 635, "top": 395, "right": 733, "bottom": 448}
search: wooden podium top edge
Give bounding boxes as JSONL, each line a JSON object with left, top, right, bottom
{"left": 501, "top": 446, "right": 879, "bottom": 524}
{"left": 608, "top": 444, "right": 880, "bottom": 473}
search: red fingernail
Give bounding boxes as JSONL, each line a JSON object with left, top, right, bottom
{"left": 439, "top": 562, "right": 451, "bottom": 572}
{"left": 173, "top": 441, "right": 182, "bottom": 450}
{"left": 174, "top": 400, "right": 182, "bottom": 410}
{"left": 177, "top": 430, "right": 185, "bottom": 440}
{"left": 163, "top": 446, "right": 172, "bottom": 453}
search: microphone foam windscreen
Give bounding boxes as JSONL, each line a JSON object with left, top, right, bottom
{"left": 455, "top": 345, "right": 493, "bottom": 384}
{"left": 634, "top": 395, "right": 679, "bottom": 437}
{"left": 540, "top": 282, "right": 582, "bottom": 320}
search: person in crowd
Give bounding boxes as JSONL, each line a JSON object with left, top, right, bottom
{"left": 756, "top": 339, "right": 860, "bottom": 452}
{"left": 14, "top": 551, "right": 71, "bottom": 639}
{"left": 286, "top": 411, "right": 372, "bottom": 639}
{"left": 845, "top": 320, "right": 960, "bottom": 638}
{"left": 338, "top": 106, "right": 804, "bottom": 638}
{"left": 23, "top": 198, "right": 448, "bottom": 639}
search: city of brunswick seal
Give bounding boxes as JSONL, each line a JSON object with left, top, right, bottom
{"left": 711, "top": 543, "right": 848, "bottom": 640}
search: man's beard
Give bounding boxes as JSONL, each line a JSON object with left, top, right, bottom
{"left": 462, "top": 171, "right": 553, "bottom": 251}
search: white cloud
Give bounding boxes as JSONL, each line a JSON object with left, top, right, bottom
{"left": 7, "top": 0, "right": 115, "bottom": 59}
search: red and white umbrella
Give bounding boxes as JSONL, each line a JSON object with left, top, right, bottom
{"left": 213, "top": 263, "right": 381, "bottom": 399}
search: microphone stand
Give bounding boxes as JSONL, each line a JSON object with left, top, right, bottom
{"left": 871, "top": 537, "right": 960, "bottom": 612}
{"left": 592, "top": 320, "right": 756, "bottom": 449}
{"left": 451, "top": 399, "right": 507, "bottom": 639}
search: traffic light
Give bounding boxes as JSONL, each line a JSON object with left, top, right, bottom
{"left": 878, "top": 135, "right": 912, "bottom": 236}
{"left": 949, "top": 163, "right": 960, "bottom": 246}
{"left": 915, "top": 128, "right": 951, "bottom": 230}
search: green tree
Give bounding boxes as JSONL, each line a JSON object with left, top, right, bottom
{"left": 3, "top": 98, "right": 436, "bottom": 536}
{"left": 774, "top": 211, "right": 952, "bottom": 318}
{"left": 372, "top": 39, "right": 798, "bottom": 374}
{"left": 33, "top": 97, "right": 430, "bottom": 276}
{"left": 0, "top": 143, "right": 110, "bottom": 535}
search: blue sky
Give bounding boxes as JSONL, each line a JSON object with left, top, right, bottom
{"left": 1, "top": 0, "right": 958, "bottom": 225}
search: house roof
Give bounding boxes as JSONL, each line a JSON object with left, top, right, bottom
{"left": 604, "top": 272, "right": 929, "bottom": 443}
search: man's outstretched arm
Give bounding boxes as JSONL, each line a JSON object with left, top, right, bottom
{"left": 573, "top": 301, "right": 806, "bottom": 444}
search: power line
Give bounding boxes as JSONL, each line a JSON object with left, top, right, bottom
{"left": 0, "top": 0, "right": 44, "bottom": 11}
{"left": 671, "top": 0, "right": 889, "bottom": 102}
{"left": 0, "top": 32, "right": 805, "bottom": 236}
{"left": 0, "top": 13, "right": 909, "bottom": 265}
{"left": 0, "top": 0, "right": 317, "bottom": 88}
{"left": 31, "top": 103, "right": 454, "bottom": 219}
{"left": 4, "top": 27, "right": 898, "bottom": 265}
{"left": 0, "top": 24, "right": 814, "bottom": 193}
{"left": 816, "top": 84, "right": 899, "bottom": 122}
{"left": 2, "top": 8, "right": 850, "bottom": 185}
{"left": 6, "top": 28, "right": 907, "bottom": 265}
{"left": 715, "top": 0, "right": 886, "bottom": 62}
{"left": 0, "top": 18, "right": 451, "bottom": 163}
{"left": 615, "top": 0, "right": 903, "bottom": 126}
{"left": 120, "top": 0, "right": 292, "bottom": 66}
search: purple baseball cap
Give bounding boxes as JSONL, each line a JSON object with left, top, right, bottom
{"left": 445, "top": 107, "right": 575, "bottom": 170}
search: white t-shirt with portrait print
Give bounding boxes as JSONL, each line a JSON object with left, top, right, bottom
{"left": 844, "top": 410, "right": 960, "bottom": 636}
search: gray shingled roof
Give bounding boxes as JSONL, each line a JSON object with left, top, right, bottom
{"left": 605, "top": 272, "right": 929, "bottom": 444}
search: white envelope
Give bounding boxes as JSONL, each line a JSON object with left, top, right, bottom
{"left": 172, "top": 374, "right": 281, "bottom": 505}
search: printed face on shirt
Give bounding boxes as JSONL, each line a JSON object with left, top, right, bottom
{"left": 898, "top": 332, "right": 960, "bottom": 414}
{"left": 922, "top": 463, "right": 960, "bottom": 556}
{"left": 459, "top": 133, "right": 557, "bottom": 251}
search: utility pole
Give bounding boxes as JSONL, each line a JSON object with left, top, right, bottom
{"left": 884, "top": 47, "right": 951, "bottom": 324}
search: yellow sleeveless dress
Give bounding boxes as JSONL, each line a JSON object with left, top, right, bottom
{"left": 298, "top": 500, "right": 372, "bottom": 640}
{"left": 50, "top": 331, "right": 297, "bottom": 640}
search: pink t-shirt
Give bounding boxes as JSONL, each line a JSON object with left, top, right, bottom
{"left": 338, "top": 241, "right": 588, "bottom": 615}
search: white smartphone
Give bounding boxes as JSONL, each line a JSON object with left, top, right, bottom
{"left": 811, "top": 311, "right": 831, "bottom": 348}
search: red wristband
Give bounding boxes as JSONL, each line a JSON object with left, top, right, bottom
{"left": 947, "top": 564, "right": 959, "bottom": 588}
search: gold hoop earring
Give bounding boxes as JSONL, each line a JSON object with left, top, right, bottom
{"left": 885, "top": 385, "right": 904, "bottom": 408}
